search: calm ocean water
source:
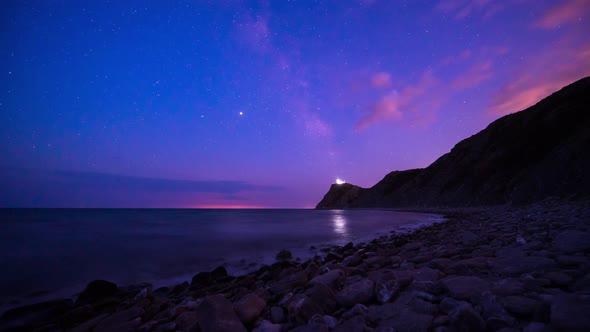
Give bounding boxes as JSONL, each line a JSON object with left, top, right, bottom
{"left": 0, "top": 209, "right": 442, "bottom": 310}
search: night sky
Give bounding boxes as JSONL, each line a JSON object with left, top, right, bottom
{"left": 1, "top": 1, "right": 589, "bottom": 208}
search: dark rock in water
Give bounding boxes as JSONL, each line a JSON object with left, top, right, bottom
{"left": 194, "top": 294, "right": 246, "bottom": 332}
{"left": 276, "top": 249, "right": 293, "bottom": 261}
{"left": 550, "top": 293, "right": 590, "bottom": 331}
{"left": 191, "top": 266, "right": 229, "bottom": 289}
{"left": 316, "top": 76, "right": 590, "bottom": 208}
{"left": 309, "top": 269, "right": 345, "bottom": 289}
{"left": 211, "top": 265, "right": 228, "bottom": 279}
{"left": 234, "top": 293, "right": 266, "bottom": 325}
{"left": 76, "top": 280, "right": 118, "bottom": 304}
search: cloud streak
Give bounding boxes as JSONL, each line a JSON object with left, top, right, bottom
{"left": 533, "top": 0, "right": 590, "bottom": 29}
{"left": 0, "top": 168, "right": 282, "bottom": 207}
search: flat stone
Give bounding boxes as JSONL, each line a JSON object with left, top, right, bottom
{"left": 502, "top": 296, "right": 539, "bottom": 317}
{"left": 442, "top": 276, "right": 490, "bottom": 300}
{"left": 490, "top": 256, "right": 557, "bottom": 276}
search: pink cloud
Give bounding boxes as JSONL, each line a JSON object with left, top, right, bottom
{"left": 490, "top": 42, "right": 590, "bottom": 115}
{"left": 356, "top": 71, "right": 437, "bottom": 130}
{"left": 533, "top": 0, "right": 590, "bottom": 29}
{"left": 371, "top": 71, "right": 392, "bottom": 89}
{"left": 436, "top": 0, "right": 503, "bottom": 20}
{"left": 451, "top": 60, "right": 493, "bottom": 88}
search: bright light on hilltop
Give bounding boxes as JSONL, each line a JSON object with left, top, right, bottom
{"left": 335, "top": 178, "right": 346, "bottom": 185}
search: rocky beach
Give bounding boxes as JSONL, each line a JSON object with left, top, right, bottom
{"left": 2, "top": 198, "right": 589, "bottom": 332}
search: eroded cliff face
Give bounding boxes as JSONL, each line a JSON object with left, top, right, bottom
{"left": 316, "top": 76, "right": 590, "bottom": 209}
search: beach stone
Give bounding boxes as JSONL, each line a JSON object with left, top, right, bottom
{"left": 336, "top": 278, "right": 375, "bottom": 307}
{"left": 69, "top": 313, "right": 109, "bottom": 332}
{"left": 550, "top": 293, "right": 590, "bottom": 331}
{"left": 553, "top": 230, "right": 590, "bottom": 253}
{"left": 341, "top": 303, "right": 369, "bottom": 320}
{"left": 342, "top": 254, "right": 362, "bottom": 267}
{"left": 287, "top": 294, "right": 323, "bottom": 324}
{"left": 374, "top": 280, "right": 400, "bottom": 304}
{"left": 93, "top": 307, "right": 144, "bottom": 332}
{"left": 252, "top": 320, "right": 282, "bottom": 332}
{"left": 440, "top": 297, "right": 468, "bottom": 314}
{"left": 288, "top": 322, "right": 330, "bottom": 332}
{"left": 270, "top": 306, "right": 286, "bottom": 323}
{"left": 490, "top": 255, "right": 557, "bottom": 276}
{"left": 543, "top": 271, "right": 573, "bottom": 287}
{"left": 194, "top": 294, "right": 246, "bottom": 332}
{"left": 479, "top": 292, "right": 516, "bottom": 331}
{"left": 77, "top": 280, "right": 118, "bottom": 304}
{"left": 234, "top": 293, "right": 266, "bottom": 325}
{"left": 309, "top": 269, "right": 345, "bottom": 289}
{"left": 175, "top": 311, "right": 198, "bottom": 332}
{"left": 414, "top": 267, "right": 443, "bottom": 282}
{"left": 458, "top": 231, "right": 480, "bottom": 245}
{"left": 449, "top": 303, "right": 486, "bottom": 332}
{"left": 268, "top": 269, "right": 309, "bottom": 295}
{"left": 305, "top": 282, "right": 337, "bottom": 314}
{"left": 155, "top": 322, "right": 176, "bottom": 332}
{"left": 523, "top": 322, "right": 549, "bottom": 332}
{"left": 502, "top": 296, "right": 539, "bottom": 316}
{"left": 492, "top": 278, "right": 525, "bottom": 296}
{"left": 334, "top": 315, "right": 367, "bottom": 332}
{"left": 276, "top": 249, "right": 293, "bottom": 261}
{"left": 376, "top": 310, "right": 433, "bottom": 332}
{"left": 442, "top": 276, "right": 489, "bottom": 300}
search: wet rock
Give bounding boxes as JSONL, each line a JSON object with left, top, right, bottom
{"left": 414, "top": 267, "right": 443, "bottom": 282}
{"left": 553, "top": 230, "right": 590, "bottom": 253}
{"left": 76, "top": 280, "right": 118, "bottom": 304}
{"left": 490, "top": 255, "right": 557, "bottom": 276}
{"left": 309, "top": 269, "right": 345, "bottom": 289}
{"left": 305, "top": 282, "right": 337, "bottom": 314}
{"left": 448, "top": 303, "right": 486, "bottom": 332}
{"left": 550, "top": 293, "right": 590, "bottom": 331}
{"left": 442, "top": 276, "right": 490, "bottom": 301}
{"left": 374, "top": 280, "right": 400, "bottom": 304}
{"left": 523, "top": 322, "right": 550, "bottom": 332}
{"left": 268, "top": 269, "right": 310, "bottom": 295}
{"left": 491, "top": 279, "right": 525, "bottom": 296}
{"left": 479, "top": 292, "right": 516, "bottom": 331}
{"left": 194, "top": 294, "right": 246, "bottom": 332}
{"left": 288, "top": 322, "right": 330, "bottom": 332}
{"left": 440, "top": 297, "right": 468, "bottom": 314}
{"left": 287, "top": 294, "right": 324, "bottom": 324}
{"left": 253, "top": 320, "right": 282, "bottom": 332}
{"left": 93, "top": 307, "right": 144, "bottom": 332}
{"left": 334, "top": 315, "right": 367, "bottom": 332}
{"left": 543, "top": 271, "right": 573, "bottom": 287}
{"left": 458, "top": 231, "right": 480, "bottom": 246}
{"left": 155, "top": 322, "right": 177, "bottom": 332}
{"left": 175, "top": 311, "right": 198, "bottom": 332}
{"left": 342, "top": 254, "right": 362, "bottom": 267}
{"left": 276, "top": 249, "right": 293, "bottom": 261}
{"left": 502, "top": 296, "right": 539, "bottom": 317}
{"left": 341, "top": 303, "right": 368, "bottom": 320}
{"left": 376, "top": 310, "right": 433, "bottom": 332}
{"left": 234, "top": 293, "right": 266, "bottom": 325}
{"left": 336, "top": 278, "right": 375, "bottom": 307}
{"left": 270, "top": 306, "right": 286, "bottom": 324}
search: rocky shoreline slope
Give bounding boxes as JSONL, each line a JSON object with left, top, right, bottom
{"left": 1, "top": 199, "right": 590, "bottom": 332}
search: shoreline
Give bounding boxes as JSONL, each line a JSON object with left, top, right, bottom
{"left": 1, "top": 199, "right": 589, "bottom": 331}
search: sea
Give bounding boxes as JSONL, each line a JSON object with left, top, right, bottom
{"left": 0, "top": 208, "right": 443, "bottom": 312}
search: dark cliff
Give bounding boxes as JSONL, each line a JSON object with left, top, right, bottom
{"left": 316, "top": 76, "right": 590, "bottom": 209}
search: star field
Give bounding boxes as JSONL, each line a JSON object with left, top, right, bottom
{"left": 1, "top": 0, "right": 589, "bottom": 207}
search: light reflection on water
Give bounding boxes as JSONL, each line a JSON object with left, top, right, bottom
{"left": 331, "top": 210, "right": 349, "bottom": 238}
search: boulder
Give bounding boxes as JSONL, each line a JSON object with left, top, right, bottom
{"left": 442, "top": 276, "right": 490, "bottom": 301}
{"left": 234, "top": 293, "right": 266, "bottom": 325}
{"left": 93, "top": 307, "right": 144, "bottom": 332}
{"left": 76, "top": 280, "right": 118, "bottom": 304}
{"left": 194, "top": 294, "right": 246, "bottom": 332}
{"left": 550, "top": 293, "right": 590, "bottom": 331}
{"left": 449, "top": 303, "right": 486, "bottom": 332}
{"left": 336, "top": 279, "right": 375, "bottom": 307}
{"left": 309, "top": 269, "right": 345, "bottom": 289}
{"left": 553, "top": 230, "right": 590, "bottom": 253}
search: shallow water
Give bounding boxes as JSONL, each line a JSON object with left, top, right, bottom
{"left": 0, "top": 208, "right": 442, "bottom": 309}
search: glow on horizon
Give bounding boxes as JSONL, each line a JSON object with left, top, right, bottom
{"left": 335, "top": 178, "right": 346, "bottom": 185}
